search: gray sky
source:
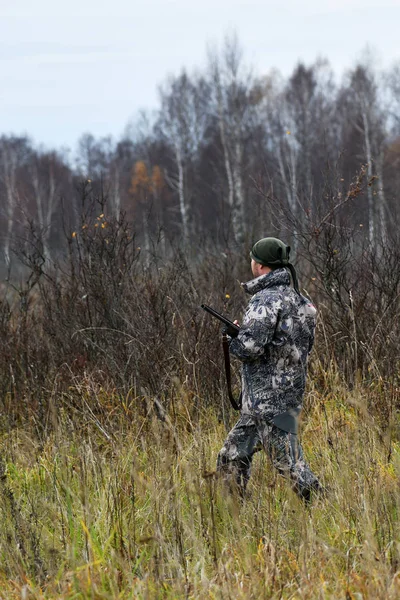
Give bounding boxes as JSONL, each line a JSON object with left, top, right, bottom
{"left": 1, "top": 0, "right": 400, "bottom": 152}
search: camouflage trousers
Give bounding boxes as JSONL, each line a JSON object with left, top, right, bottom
{"left": 217, "top": 414, "right": 321, "bottom": 502}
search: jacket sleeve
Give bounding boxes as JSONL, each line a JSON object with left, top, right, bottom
{"left": 229, "top": 294, "right": 280, "bottom": 361}
{"left": 304, "top": 300, "right": 317, "bottom": 355}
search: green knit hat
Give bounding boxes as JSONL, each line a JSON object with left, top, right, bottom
{"left": 250, "top": 237, "right": 301, "bottom": 294}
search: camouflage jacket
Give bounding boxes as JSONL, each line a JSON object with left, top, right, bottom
{"left": 229, "top": 268, "right": 316, "bottom": 421}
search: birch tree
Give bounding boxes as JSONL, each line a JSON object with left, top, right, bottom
{"left": 287, "top": 61, "right": 337, "bottom": 201}
{"left": 0, "top": 136, "right": 29, "bottom": 268}
{"left": 76, "top": 134, "right": 124, "bottom": 218}
{"left": 28, "top": 151, "right": 61, "bottom": 262}
{"left": 342, "top": 64, "right": 389, "bottom": 244}
{"left": 261, "top": 73, "right": 300, "bottom": 234}
{"left": 208, "top": 34, "right": 260, "bottom": 243}
{"left": 158, "top": 71, "right": 209, "bottom": 243}
{"left": 387, "top": 62, "right": 400, "bottom": 134}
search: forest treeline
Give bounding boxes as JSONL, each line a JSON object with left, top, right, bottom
{"left": 1, "top": 37, "right": 400, "bottom": 273}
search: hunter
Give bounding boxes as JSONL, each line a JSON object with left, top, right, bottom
{"left": 217, "top": 237, "right": 322, "bottom": 502}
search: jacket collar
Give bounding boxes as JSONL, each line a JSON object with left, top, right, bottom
{"left": 242, "top": 267, "right": 290, "bottom": 295}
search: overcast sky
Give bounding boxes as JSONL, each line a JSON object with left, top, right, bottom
{"left": 1, "top": 0, "right": 400, "bottom": 152}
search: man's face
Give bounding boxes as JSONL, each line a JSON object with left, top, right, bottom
{"left": 251, "top": 259, "right": 272, "bottom": 278}
{"left": 251, "top": 259, "right": 263, "bottom": 278}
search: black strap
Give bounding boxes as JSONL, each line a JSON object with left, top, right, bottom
{"left": 222, "top": 334, "right": 242, "bottom": 411}
{"left": 287, "top": 263, "right": 301, "bottom": 296}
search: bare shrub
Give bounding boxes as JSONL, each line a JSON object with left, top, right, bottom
{"left": 1, "top": 170, "right": 399, "bottom": 434}
{"left": 257, "top": 164, "right": 400, "bottom": 424}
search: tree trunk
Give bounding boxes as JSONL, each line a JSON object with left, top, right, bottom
{"left": 361, "top": 109, "right": 375, "bottom": 245}
{"left": 32, "top": 163, "right": 56, "bottom": 262}
{"left": 112, "top": 165, "right": 121, "bottom": 219}
{"left": 176, "top": 146, "right": 189, "bottom": 243}
{"left": 1, "top": 146, "right": 17, "bottom": 267}
{"left": 376, "top": 150, "right": 387, "bottom": 245}
{"left": 232, "top": 139, "right": 245, "bottom": 243}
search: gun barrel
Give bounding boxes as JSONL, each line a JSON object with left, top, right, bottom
{"left": 201, "top": 304, "right": 239, "bottom": 336}
{"left": 201, "top": 304, "right": 221, "bottom": 319}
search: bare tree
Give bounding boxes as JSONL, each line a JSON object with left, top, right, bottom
{"left": 76, "top": 134, "right": 125, "bottom": 219}
{"left": 387, "top": 61, "right": 400, "bottom": 134}
{"left": 260, "top": 72, "right": 300, "bottom": 241}
{"left": 0, "top": 137, "right": 30, "bottom": 268}
{"left": 158, "top": 71, "right": 209, "bottom": 243}
{"left": 261, "top": 61, "right": 337, "bottom": 241}
{"left": 342, "top": 62, "right": 389, "bottom": 244}
{"left": 28, "top": 151, "right": 62, "bottom": 262}
{"left": 208, "top": 34, "right": 260, "bottom": 243}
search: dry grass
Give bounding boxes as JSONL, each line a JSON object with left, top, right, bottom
{"left": 1, "top": 197, "right": 400, "bottom": 598}
{"left": 0, "top": 367, "right": 399, "bottom": 599}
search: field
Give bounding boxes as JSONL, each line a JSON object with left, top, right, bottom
{"left": 0, "top": 205, "right": 399, "bottom": 599}
{"left": 0, "top": 360, "right": 399, "bottom": 599}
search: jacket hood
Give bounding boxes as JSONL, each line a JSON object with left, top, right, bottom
{"left": 242, "top": 267, "right": 290, "bottom": 295}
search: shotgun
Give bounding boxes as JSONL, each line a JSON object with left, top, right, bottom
{"left": 201, "top": 304, "right": 240, "bottom": 337}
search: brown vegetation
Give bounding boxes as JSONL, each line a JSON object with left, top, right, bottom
{"left": 0, "top": 171, "right": 399, "bottom": 597}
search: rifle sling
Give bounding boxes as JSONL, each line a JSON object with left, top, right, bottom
{"left": 222, "top": 334, "right": 242, "bottom": 411}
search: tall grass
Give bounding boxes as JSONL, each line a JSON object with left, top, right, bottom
{"left": 1, "top": 185, "right": 399, "bottom": 598}
{"left": 0, "top": 370, "right": 399, "bottom": 599}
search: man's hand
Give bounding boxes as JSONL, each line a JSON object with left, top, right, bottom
{"left": 223, "top": 319, "right": 240, "bottom": 337}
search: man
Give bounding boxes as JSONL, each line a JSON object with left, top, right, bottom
{"left": 217, "top": 237, "right": 322, "bottom": 502}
